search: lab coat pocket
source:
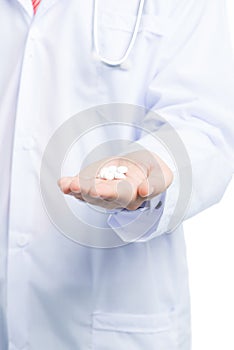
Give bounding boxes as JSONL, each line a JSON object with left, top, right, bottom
{"left": 92, "top": 311, "right": 178, "bottom": 350}
{"left": 99, "top": 11, "right": 170, "bottom": 64}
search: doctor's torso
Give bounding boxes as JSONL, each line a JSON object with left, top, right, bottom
{"left": 0, "top": 1, "right": 191, "bottom": 349}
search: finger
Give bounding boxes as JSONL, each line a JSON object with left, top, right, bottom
{"left": 95, "top": 181, "right": 118, "bottom": 200}
{"left": 116, "top": 180, "right": 136, "bottom": 206}
{"left": 57, "top": 176, "right": 75, "bottom": 194}
{"left": 75, "top": 176, "right": 105, "bottom": 203}
{"left": 69, "top": 177, "right": 82, "bottom": 194}
{"left": 138, "top": 178, "right": 153, "bottom": 198}
{"left": 138, "top": 170, "right": 165, "bottom": 198}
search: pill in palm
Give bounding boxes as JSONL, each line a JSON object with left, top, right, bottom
{"left": 117, "top": 166, "right": 128, "bottom": 174}
{"left": 98, "top": 165, "right": 128, "bottom": 180}
{"left": 107, "top": 165, "right": 118, "bottom": 172}
{"left": 99, "top": 167, "right": 109, "bottom": 178}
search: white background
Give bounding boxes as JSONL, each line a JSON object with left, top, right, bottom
{"left": 184, "top": 1, "right": 234, "bottom": 349}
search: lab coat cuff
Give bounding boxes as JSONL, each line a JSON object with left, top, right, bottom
{"left": 107, "top": 192, "right": 166, "bottom": 243}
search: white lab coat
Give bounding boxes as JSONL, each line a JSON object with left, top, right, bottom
{"left": 0, "top": 0, "right": 234, "bottom": 349}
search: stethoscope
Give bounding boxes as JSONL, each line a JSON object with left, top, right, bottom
{"left": 93, "top": 0, "right": 145, "bottom": 67}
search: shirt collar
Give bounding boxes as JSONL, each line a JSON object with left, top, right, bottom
{"left": 15, "top": 0, "right": 59, "bottom": 18}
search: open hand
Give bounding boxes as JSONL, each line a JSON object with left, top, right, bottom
{"left": 58, "top": 151, "right": 173, "bottom": 211}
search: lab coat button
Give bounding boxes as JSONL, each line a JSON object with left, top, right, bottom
{"left": 155, "top": 200, "right": 163, "bottom": 209}
{"left": 17, "top": 234, "right": 30, "bottom": 248}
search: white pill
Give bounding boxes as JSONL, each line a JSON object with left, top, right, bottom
{"left": 98, "top": 165, "right": 128, "bottom": 180}
{"left": 107, "top": 165, "right": 117, "bottom": 172}
{"left": 99, "top": 167, "right": 109, "bottom": 178}
{"left": 114, "top": 172, "right": 126, "bottom": 179}
{"left": 117, "top": 166, "right": 128, "bottom": 174}
{"left": 104, "top": 171, "right": 115, "bottom": 180}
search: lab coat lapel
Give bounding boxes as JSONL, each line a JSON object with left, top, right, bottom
{"left": 14, "top": 0, "right": 33, "bottom": 17}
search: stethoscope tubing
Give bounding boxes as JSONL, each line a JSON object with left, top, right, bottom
{"left": 93, "top": 0, "right": 145, "bottom": 67}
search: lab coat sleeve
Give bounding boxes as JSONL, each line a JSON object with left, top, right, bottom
{"left": 108, "top": 0, "right": 234, "bottom": 242}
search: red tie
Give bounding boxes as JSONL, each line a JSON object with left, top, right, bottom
{"left": 32, "top": 0, "right": 41, "bottom": 14}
